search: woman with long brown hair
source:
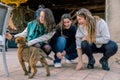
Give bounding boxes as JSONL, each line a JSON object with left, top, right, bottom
{"left": 10, "top": 8, "right": 56, "bottom": 55}
{"left": 75, "top": 8, "right": 118, "bottom": 71}
{"left": 50, "top": 13, "right": 78, "bottom": 67}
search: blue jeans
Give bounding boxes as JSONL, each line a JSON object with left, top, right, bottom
{"left": 52, "top": 36, "right": 77, "bottom": 63}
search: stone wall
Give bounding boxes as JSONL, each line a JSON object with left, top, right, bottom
{"left": 106, "top": 0, "right": 120, "bottom": 42}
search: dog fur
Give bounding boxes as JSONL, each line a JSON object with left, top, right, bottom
{"left": 15, "top": 36, "right": 50, "bottom": 78}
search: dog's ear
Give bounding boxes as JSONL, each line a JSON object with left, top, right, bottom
{"left": 16, "top": 37, "right": 27, "bottom": 44}
{"left": 15, "top": 36, "right": 22, "bottom": 43}
{"left": 15, "top": 37, "right": 20, "bottom": 43}
{"left": 21, "top": 37, "right": 27, "bottom": 43}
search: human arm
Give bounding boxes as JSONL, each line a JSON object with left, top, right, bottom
{"left": 76, "top": 48, "right": 84, "bottom": 70}
{"left": 14, "top": 27, "right": 27, "bottom": 38}
{"left": 5, "top": 27, "right": 27, "bottom": 40}
{"left": 27, "top": 32, "right": 55, "bottom": 46}
{"left": 75, "top": 25, "right": 85, "bottom": 70}
{"left": 50, "top": 27, "right": 61, "bottom": 43}
{"left": 95, "top": 19, "right": 110, "bottom": 44}
{"left": 75, "top": 25, "right": 86, "bottom": 48}
{"left": 6, "top": 31, "right": 12, "bottom": 40}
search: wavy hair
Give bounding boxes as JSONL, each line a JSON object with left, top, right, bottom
{"left": 76, "top": 8, "right": 100, "bottom": 43}
{"left": 37, "top": 8, "right": 56, "bottom": 32}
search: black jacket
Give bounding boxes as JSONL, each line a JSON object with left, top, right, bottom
{"left": 50, "top": 25, "right": 77, "bottom": 53}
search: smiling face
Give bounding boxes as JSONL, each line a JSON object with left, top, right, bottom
{"left": 76, "top": 15, "right": 87, "bottom": 26}
{"left": 63, "top": 18, "right": 72, "bottom": 29}
{"left": 39, "top": 11, "right": 45, "bottom": 24}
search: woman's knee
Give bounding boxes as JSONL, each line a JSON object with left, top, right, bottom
{"left": 42, "top": 44, "right": 52, "bottom": 55}
{"left": 81, "top": 40, "right": 89, "bottom": 49}
{"left": 56, "top": 36, "right": 66, "bottom": 50}
{"left": 105, "top": 40, "right": 118, "bottom": 54}
{"left": 57, "top": 36, "right": 66, "bottom": 44}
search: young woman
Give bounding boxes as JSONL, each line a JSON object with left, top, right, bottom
{"left": 50, "top": 13, "right": 78, "bottom": 67}
{"left": 11, "top": 8, "right": 56, "bottom": 55}
{"left": 75, "top": 8, "right": 118, "bottom": 71}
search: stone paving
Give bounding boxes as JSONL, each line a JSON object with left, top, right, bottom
{"left": 0, "top": 43, "right": 120, "bottom": 80}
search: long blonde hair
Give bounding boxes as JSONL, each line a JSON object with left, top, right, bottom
{"left": 76, "top": 8, "right": 100, "bottom": 43}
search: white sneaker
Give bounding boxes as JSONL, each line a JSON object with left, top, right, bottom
{"left": 54, "top": 63, "right": 62, "bottom": 68}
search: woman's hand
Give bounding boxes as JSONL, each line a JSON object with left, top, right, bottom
{"left": 76, "top": 48, "right": 84, "bottom": 70}
{"left": 56, "top": 52, "right": 63, "bottom": 59}
{"left": 6, "top": 32, "right": 13, "bottom": 40}
{"left": 62, "top": 50, "right": 66, "bottom": 56}
{"left": 76, "top": 61, "right": 84, "bottom": 70}
{"left": 56, "top": 50, "right": 66, "bottom": 59}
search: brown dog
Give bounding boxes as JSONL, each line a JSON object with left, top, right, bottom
{"left": 15, "top": 36, "right": 50, "bottom": 79}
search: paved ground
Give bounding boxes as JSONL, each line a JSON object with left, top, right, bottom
{"left": 0, "top": 43, "right": 120, "bottom": 80}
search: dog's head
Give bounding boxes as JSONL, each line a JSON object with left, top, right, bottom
{"left": 15, "top": 36, "right": 27, "bottom": 45}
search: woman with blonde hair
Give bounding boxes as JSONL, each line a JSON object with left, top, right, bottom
{"left": 75, "top": 8, "right": 118, "bottom": 71}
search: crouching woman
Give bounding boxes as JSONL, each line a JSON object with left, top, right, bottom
{"left": 75, "top": 8, "right": 118, "bottom": 71}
